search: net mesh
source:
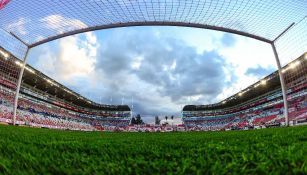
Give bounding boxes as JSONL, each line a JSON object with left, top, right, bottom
{"left": 0, "top": 0, "right": 306, "bottom": 48}
{"left": 0, "top": 28, "right": 28, "bottom": 60}
{"left": 0, "top": 47, "right": 20, "bottom": 124}
{"left": 275, "top": 17, "right": 307, "bottom": 66}
{"left": 274, "top": 17, "right": 307, "bottom": 124}
{"left": 282, "top": 54, "right": 307, "bottom": 124}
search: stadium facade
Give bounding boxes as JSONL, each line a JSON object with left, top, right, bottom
{"left": 0, "top": 0, "right": 306, "bottom": 131}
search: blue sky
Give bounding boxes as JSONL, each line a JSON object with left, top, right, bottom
{"left": 27, "top": 26, "right": 277, "bottom": 124}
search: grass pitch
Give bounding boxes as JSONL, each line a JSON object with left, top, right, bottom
{"left": 0, "top": 125, "right": 306, "bottom": 174}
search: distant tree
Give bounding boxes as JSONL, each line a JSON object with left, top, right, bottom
{"left": 136, "top": 114, "right": 141, "bottom": 123}
{"left": 165, "top": 116, "right": 168, "bottom": 121}
{"left": 171, "top": 116, "right": 174, "bottom": 120}
{"left": 131, "top": 117, "right": 136, "bottom": 125}
{"left": 155, "top": 116, "right": 161, "bottom": 125}
{"left": 135, "top": 114, "right": 144, "bottom": 125}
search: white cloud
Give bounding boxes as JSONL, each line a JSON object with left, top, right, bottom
{"left": 172, "top": 27, "right": 278, "bottom": 101}
{"left": 131, "top": 56, "right": 143, "bottom": 70}
{"left": 85, "top": 32, "right": 97, "bottom": 45}
{"left": 163, "top": 28, "right": 222, "bottom": 54}
{"left": 5, "top": 17, "right": 29, "bottom": 35}
{"left": 218, "top": 36, "right": 276, "bottom": 98}
{"left": 41, "top": 15, "right": 88, "bottom": 34}
{"left": 58, "top": 36, "right": 96, "bottom": 78}
{"left": 33, "top": 31, "right": 99, "bottom": 86}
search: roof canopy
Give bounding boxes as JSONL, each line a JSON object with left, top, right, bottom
{"left": 0, "top": 0, "right": 306, "bottom": 59}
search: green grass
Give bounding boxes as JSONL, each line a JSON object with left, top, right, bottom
{"left": 0, "top": 125, "right": 306, "bottom": 174}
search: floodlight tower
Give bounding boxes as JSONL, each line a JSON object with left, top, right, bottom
{"left": 131, "top": 96, "right": 134, "bottom": 120}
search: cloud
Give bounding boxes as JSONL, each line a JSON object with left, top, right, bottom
{"left": 4, "top": 15, "right": 89, "bottom": 44}
{"left": 91, "top": 27, "right": 234, "bottom": 116}
{"left": 219, "top": 35, "right": 276, "bottom": 97}
{"left": 245, "top": 65, "right": 275, "bottom": 78}
{"left": 5, "top": 17, "right": 29, "bottom": 36}
{"left": 30, "top": 31, "right": 99, "bottom": 87}
{"left": 41, "top": 15, "right": 88, "bottom": 34}
{"left": 221, "top": 33, "right": 236, "bottom": 47}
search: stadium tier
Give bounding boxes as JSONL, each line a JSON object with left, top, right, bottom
{"left": 0, "top": 48, "right": 131, "bottom": 131}
{"left": 183, "top": 53, "right": 307, "bottom": 131}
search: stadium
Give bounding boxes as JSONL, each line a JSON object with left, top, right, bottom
{"left": 183, "top": 54, "right": 307, "bottom": 131}
{"left": 0, "top": 0, "right": 306, "bottom": 174}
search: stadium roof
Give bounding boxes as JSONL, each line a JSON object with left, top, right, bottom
{"left": 183, "top": 52, "right": 307, "bottom": 111}
{"left": 22, "top": 67, "right": 131, "bottom": 111}
{"left": 0, "top": 0, "right": 306, "bottom": 59}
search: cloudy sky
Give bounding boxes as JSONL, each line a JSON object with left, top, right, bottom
{"left": 27, "top": 26, "right": 277, "bottom": 124}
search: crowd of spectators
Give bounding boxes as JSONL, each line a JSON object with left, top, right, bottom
{"left": 0, "top": 84, "right": 131, "bottom": 131}
{"left": 183, "top": 84, "right": 307, "bottom": 131}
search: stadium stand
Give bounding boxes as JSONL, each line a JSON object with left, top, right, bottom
{"left": 0, "top": 48, "right": 131, "bottom": 131}
{"left": 183, "top": 53, "right": 307, "bottom": 131}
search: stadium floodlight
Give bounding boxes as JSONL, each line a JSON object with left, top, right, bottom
{"left": 46, "top": 79, "right": 51, "bottom": 83}
{"left": 294, "top": 61, "right": 300, "bottom": 66}
{"left": 290, "top": 61, "right": 300, "bottom": 69}
{"left": 281, "top": 68, "right": 287, "bottom": 73}
{"left": 238, "top": 92, "right": 243, "bottom": 96}
{"left": 15, "top": 60, "right": 22, "bottom": 67}
{"left": 0, "top": 50, "right": 9, "bottom": 59}
{"left": 261, "top": 80, "right": 267, "bottom": 85}
{"left": 46, "top": 79, "right": 57, "bottom": 86}
{"left": 254, "top": 83, "right": 260, "bottom": 88}
{"left": 25, "top": 67, "right": 35, "bottom": 74}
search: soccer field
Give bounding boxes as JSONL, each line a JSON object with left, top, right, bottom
{"left": 0, "top": 125, "right": 306, "bottom": 174}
